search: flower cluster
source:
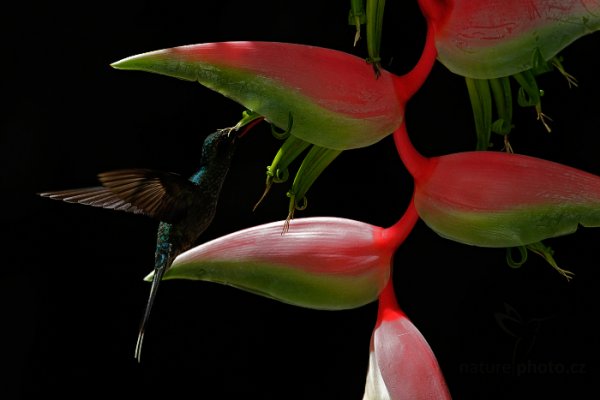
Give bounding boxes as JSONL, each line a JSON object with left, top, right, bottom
{"left": 46, "top": 0, "right": 600, "bottom": 398}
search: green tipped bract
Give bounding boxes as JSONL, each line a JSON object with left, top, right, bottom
{"left": 145, "top": 217, "right": 395, "bottom": 310}
{"left": 112, "top": 41, "right": 404, "bottom": 150}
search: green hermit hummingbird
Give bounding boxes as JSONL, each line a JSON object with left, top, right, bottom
{"left": 39, "top": 129, "right": 239, "bottom": 361}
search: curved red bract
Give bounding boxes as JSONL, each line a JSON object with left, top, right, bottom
{"left": 421, "top": 0, "right": 600, "bottom": 78}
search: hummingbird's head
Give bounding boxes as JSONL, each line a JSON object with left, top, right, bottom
{"left": 200, "top": 129, "right": 238, "bottom": 166}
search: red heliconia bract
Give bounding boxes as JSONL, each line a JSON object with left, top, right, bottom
{"left": 363, "top": 280, "right": 452, "bottom": 400}
{"left": 112, "top": 41, "right": 404, "bottom": 150}
{"left": 149, "top": 210, "right": 418, "bottom": 310}
{"left": 111, "top": 27, "right": 442, "bottom": 150}
{"left": 110, "top": 30, "right": 441, "bottom": 219}
{"left": 419, "top": 0, "right": 600, "bottom": 78}
{"left": 395, "top": 123, "right": 600, "bottom": 248}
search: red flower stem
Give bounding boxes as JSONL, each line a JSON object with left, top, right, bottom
{"left": 392, "top": 13, "right": 437, "bottom": 178}
{"left": 383, "top": 196, "right": 419, "bottom": 250}
{"left": 378, "top": 201, "right": 420, "bottom": 323}
{"left": 377, "top": 8, "right": 441, "bottom": 328}
{"left": 377, "top": 274, "right": 405, "bottom": 323}
{"left": 394, "top": 21, "right": 438, "bottom": 103}
{"left": 393, "top": 121, "right": 430, "bottom": 179}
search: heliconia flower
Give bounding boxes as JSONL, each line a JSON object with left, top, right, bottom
{"left": 417, "top": 0, "right": 600, "bottom": 149}
{"left": 420, "top": 0, "right": 600, "bottom": 79}
{"left": 145, "top": 208, "right": 419, "bottom": 310}
{"left": 111, "top": 41, "right": 404, "bottom": 151}
{"left": 395, "top": 122, "right": 600, "bottom": 250}
{"left": 112, "top": 40, "right": 438, "bottom": 220}
{"left": 363, "top": 280, "right": 452, "bottom": 400}
{"left": 112, "top": 42, "right": 392, "bottom": 221}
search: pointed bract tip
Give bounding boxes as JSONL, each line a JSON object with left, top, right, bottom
{"left": 110, "top": 56, "right": 133, "bottom": 70}
{"left": 110, "top": 49, "right": 168, "bottom": 71}
{"left": 110, "top": 55, "right": 143, "bottom": 71}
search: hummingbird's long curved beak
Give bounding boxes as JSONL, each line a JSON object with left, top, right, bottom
{"left": 135, "top": 252, "right": 171, "bottom": 363}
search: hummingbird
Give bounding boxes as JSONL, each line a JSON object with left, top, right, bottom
{"left": 38, "top": 129, "right": 239, "bottom": 361}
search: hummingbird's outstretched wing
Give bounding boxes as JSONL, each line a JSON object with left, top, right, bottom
{"left": 39, "top": 169, "right": 199, "bottom": 223}
{"left": 38, "top": 186, "right": 147, "bottom": 214}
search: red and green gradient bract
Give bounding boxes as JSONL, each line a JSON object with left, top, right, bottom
{"left": 151, "top": 217, "right": 396, "bottom": 310}
{"left": 148, "top": 203, "right": 419, "bottom": 311}
{"left": 112, "top": 41, "right": 404, "bottom": 150}
{"left": 414, "top": 151, "right": 600, "bottom": 247}
{"left": 394, "top": 124, "right": 600, "bottom": 248}
{"left": 424, "top": 0, "right": 600, "bottom": 78}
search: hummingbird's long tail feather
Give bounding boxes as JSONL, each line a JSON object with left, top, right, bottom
{"left": 134, "top": 264, "right": 167, "bottom": 363}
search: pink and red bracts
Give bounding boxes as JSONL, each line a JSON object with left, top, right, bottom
{"left": 363, "top": 280, "right": 452, "bottom": 400}
{"left": 148, "top": 204, "right": 419, "bottom": 310}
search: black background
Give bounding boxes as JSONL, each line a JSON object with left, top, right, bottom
{"left": 3, "top": 1, "right": 599, "bottom": 399}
